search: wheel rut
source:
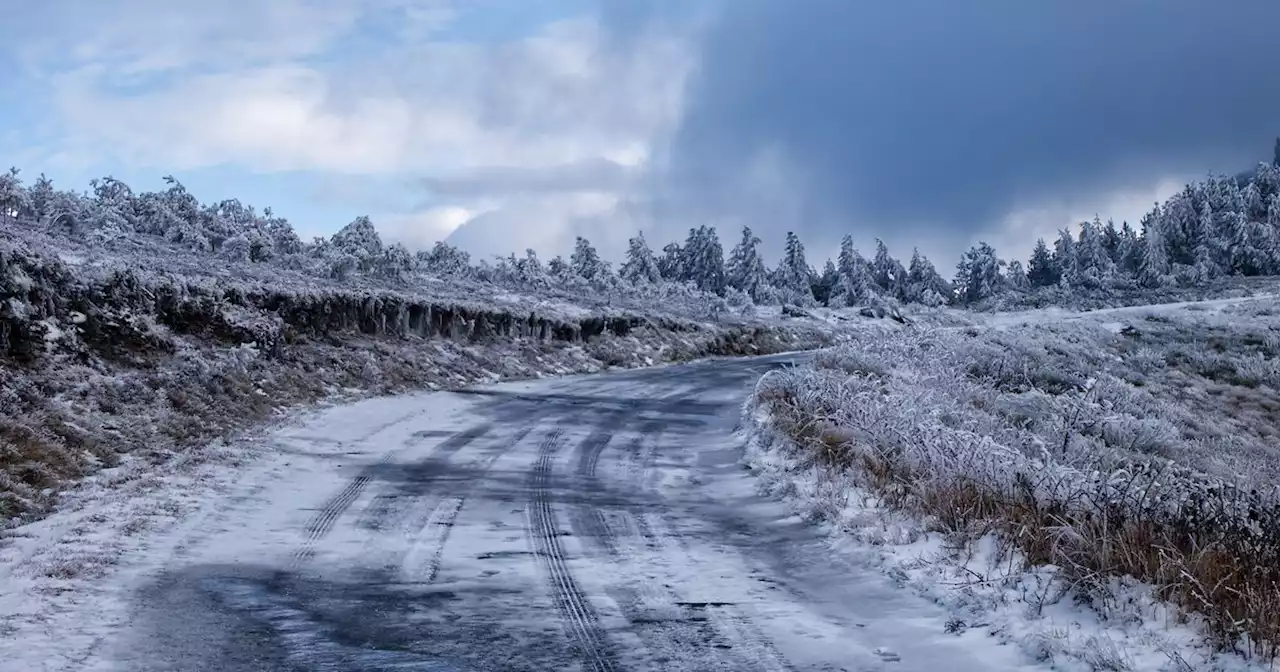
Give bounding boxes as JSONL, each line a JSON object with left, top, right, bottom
{"left": 292, "top": 422, "right": 491, "bottom": 567}
{"left": 564, "top": 408, "right": 795, "bottom": 672}
{"left": 527, "top": 427, "right": 620, "bottom": 672}
{"left": 398, "top": 426, "right": 534, "bottom": 584}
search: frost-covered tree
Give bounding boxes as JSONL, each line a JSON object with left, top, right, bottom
{"left": 27, "top": 174, "right": 56, "bottom": 223}
{"left": 1070, "top": 217, "right": 1115, "bottom": 289}
{"left": 376, "top": 243, "right": 416, "bottom": 280}
{"left": 262, "top": 208, "right": 303, "bottom": 258}
{"left": 954, "top": 241, "right": 1005, "bottom": 304}
{"left": 1005, "top": 259, "right": 1030, "bottom": 291}
{"left": 657, "top": 242, "right": 684, "bottom": 282}
{"left": 419, "top": 241, "right": 472, "bottom": 275}
{"left": 773, "top": 231, "right": 814, "bottom": 303}
{"left": 1116, "top": 222, "right": 1141, "bottom": 276}
{"left": 832, "top": 234, "right": 877, "bottom": 306}
{"left": 570, "top": 236, "right": 604, "bottom": 280}
{"left": 218, "top": 233, "right": 253, "bottom": 262}
{"left": 1161, "top": 190, "right": 1199, "bottom": 266}
{"left": 726, "top": 226, "right": 770, "bottom": 301}
{"left": 1026, "top": 238, "right": 1058, "bottom": 288}
{"left": 547, "top": 254, "right": 570, "bottom": 279}
{"left": 870, "top": 239, "right": 905, "bottom": 296}
{"left": 813, "top": 259, "right": 839, "bottom": 306}
{"left": 1138, "top": 208, "right": 1170, "bottom": 287}
{"left": 903, "top": 248, "right": 950, "bottom": 306}
{"left": 329, "top": 216, "right": 384, "bottom": 271}
{"left": 1101, "top": 218, "right": 1122, "bottom": 263}
{"left": 680, "top": 225, "right": 726, "bottom": 295}
{"left": 0, "top": 168, "right": 32, "bottom": 220}
{"left": 1051, "top": 228, "right": 1076, "bottom": 289}
{"left": 619, "top": 231, "right": 661, "bottom": 285}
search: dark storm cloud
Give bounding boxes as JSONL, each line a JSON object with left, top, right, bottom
{"left": 665, "top": 0, "right": 1280, "bottom": 254}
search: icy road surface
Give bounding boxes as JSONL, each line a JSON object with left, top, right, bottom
{"left": 18, "top": 355, "right": 1046, "bottom": 671}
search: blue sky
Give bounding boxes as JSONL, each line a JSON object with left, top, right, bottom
{"left": 3, "top": 1, "right": 1278, "bottom": 266}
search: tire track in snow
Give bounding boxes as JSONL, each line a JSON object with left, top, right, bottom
{"left": 399, "top": 426, "right": 534, "bottom": 584}
{"left": 563, "top": 405, "right": 792, "bottom": 672}
{"left": 527, "top": 427, "right": 619, "bottom": 672}
{"left": 292, "top": 422, "right": 490, "bottom": 567}
{"left": 356, "top": 423, "right": 494, "bottom": 532}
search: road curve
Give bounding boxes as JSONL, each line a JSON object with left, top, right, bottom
{"left": 107, "top": 354, "right": 1041, "bottom": 672}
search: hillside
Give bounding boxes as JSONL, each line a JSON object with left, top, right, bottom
{"left": 748, "top": 294, "right": 1280, "bottom": 669}
{"left": 0, "top": 215, "right": 843, "bottom": 526}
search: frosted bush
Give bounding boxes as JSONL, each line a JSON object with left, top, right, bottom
{"left": 753, "top": 313, "right": 1280, "bottom": 658}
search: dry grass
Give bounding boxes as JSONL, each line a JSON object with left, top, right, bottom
{"left": 755, "top": 306, "right": 1280, "bottom": 660}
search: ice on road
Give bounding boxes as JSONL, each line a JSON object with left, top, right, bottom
{"left": 4, "top": 356, "right": 1048, "bottom": 671}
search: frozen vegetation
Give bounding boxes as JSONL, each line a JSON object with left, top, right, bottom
{"left": 746, "top": 295, "right": 1280, "bottom": 670}
{"left": 737, "top": 150, "right": 1280, "bottom": 669}
{"left": 6, "top": 149, "right": 1280, "bottom": 668}
{"left": 0, "top": 172, "right": 846, "bottom": 527}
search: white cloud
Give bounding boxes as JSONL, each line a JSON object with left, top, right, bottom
{"left": 15, "top": 0, "right": 693, "bottom": 255}
{"left": 981, "top": 176, "right": 1190, "bottom": 262}
{"left": 379, "top": 204, "right": 494, "bottom": 250}
{"left": 438, "top": 191, "right": 627, "bottom": 261}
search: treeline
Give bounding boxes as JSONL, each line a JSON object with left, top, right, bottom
{"left": 3, "top": 143, "right": 1280, "bottom": 312}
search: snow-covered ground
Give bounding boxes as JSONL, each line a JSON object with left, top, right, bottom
{"left": 6, "top": 293, "right": 1279, "bottom": 671}
{"left": 4, "top": 354, "right": 1063, "bottom": 672}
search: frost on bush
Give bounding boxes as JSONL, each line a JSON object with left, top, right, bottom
{"left": 218, "top": 233, "right": 252, "bottom": 262}
{"left": 752, "top": 309, "right": 1280, "bottom": 659}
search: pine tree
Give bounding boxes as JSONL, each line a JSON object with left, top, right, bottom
{"left": 1026, "top": 238, "right": 1058, "bottom": 287}
{"left": 1071, "top": 216, "right": 1115, "bottom": 289}
{"left": 904, "top": 248, "right": 950, "bottom": 305}
{"left": 619, "top": 231, "right": 662, "bottom": 284}
{"left": 515, "top": 248, "right": 548, "bottom": 286}
{"left": 1192, "top": 201, "right": 1221, "bottom": 282}
{"left": 774, "top": 231, "right": 814, "bottom": 304}
{"left": 1102, "top": 218, "right": 1122, "bottom": 263}
{"left": 1161, "top": 191, "right": 1198, "bottom": 266}
{"left": 1116, "top": 222, "right": 1141, "bottom": 276}
{"left": 870, "top": 239, "right": 903, "bottom": 294}
{"left": 1138, "top": 208, "right": 1170, "bottom": 287}
{"left": 29, "top": 174, "right": 56, "bottom": 223}
{"left": 836, "top": 235, "right": 858, "bottom": 282}
{"left": 726, "top": 226, "right": 769, "bottom": 301}
{"left": 833, "top": 235, "right": 877, "bottom": 306}
{"left": 954, "top": 241, "right": 1005, "bottom": 304}
{"left": 813, "top": 259, "right": 839, "bottom": 306}
{"left": 1052, "top": 228, "right": 1076, "bottom": 289}
{"left": 1005, "top": 260, "right": 1030, "bottom": 291}
{"left": 680, "top": 225, "right": 726, "bottom": 294}
{"left": 658, "top": 242, "right": 684, "bottom": 281}
{"left": 570, "top": 236, "right": 604, "bottom": 280}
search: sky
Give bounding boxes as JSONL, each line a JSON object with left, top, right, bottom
{"left": 3, "top": 1, "right": 1279, "bottom": 269}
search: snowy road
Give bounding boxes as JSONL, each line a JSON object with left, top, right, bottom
{"left": 87, "top": 355, "right": 1041, "bottom": 672}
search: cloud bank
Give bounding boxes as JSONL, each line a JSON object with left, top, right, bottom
{"left": 661, "top": 0, "right": 1280, "bottom": 261}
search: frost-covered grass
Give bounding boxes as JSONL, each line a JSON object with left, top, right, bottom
{"left": 747, "top": 298, "right": 1280, "bottom": 669}
{"left": 975, "top": 276, "right": 1280, "bottom": 314}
